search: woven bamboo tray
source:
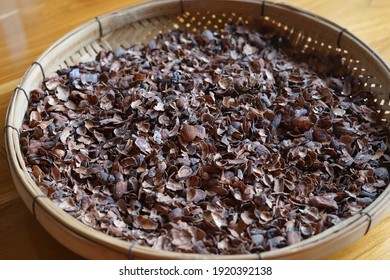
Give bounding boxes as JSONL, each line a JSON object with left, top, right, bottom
{"left": 5, "top": 0, "right": 390, "bottom": 259}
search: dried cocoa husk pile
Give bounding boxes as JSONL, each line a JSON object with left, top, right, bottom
{"left": 21, "top": 24, "right": 390, "bottom": 254}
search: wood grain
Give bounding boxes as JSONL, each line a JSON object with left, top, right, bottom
{"left": 0, "top": 0, "right": 389, "bottom": 259}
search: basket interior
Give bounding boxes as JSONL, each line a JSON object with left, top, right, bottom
{"left": 10, "top": 0, "right": 390, "bottom": 131}
{"left": 59, "top": 1, "right": 390, "bottom": 118}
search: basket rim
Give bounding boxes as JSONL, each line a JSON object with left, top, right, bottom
{"left": 5, "top": 0, "right": 390, "bottom": 259}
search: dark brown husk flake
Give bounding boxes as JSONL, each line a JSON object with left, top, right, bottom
{"left": 20, "top": 24, "right": 390, "bottom": 255}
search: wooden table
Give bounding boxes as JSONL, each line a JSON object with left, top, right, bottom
{"left": 0, "top": 0, "right": 389, "bottom": 260}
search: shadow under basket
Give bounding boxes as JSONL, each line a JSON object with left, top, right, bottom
{"left": 5, "top": 0, "right": 390, "bottom": 259}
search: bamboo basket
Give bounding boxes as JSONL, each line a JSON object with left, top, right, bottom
{"left": 4, "top": 0, "right": 390, "bottom": 259}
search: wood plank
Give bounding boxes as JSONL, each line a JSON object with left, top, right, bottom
{"left": 0, "top": 78, "right": 20, "bottom": 208}
{"left": 0, "top": 198, "right": 82, "bottom": 259}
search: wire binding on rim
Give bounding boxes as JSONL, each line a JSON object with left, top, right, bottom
{"left": 258, "top": 252, "right": 263, "bottom": 260}
{"left": 128, "top": 240, "right": 138, "bottom": 259}
{"left": 32, "top": 194, "right": 47, "bottom": 219}
{"left": 95, "top": 17, "right": 103, "bottom": 38}
{"left": 261, "top": 0, "right": 266, "bottom": 17}
{"left": 31, "top": 61, "right": 46, "bottom": 80}
{"left": 4, "top": 125, "right": 20, "bottom": 137}
{"left": 14, "top": 87, "right": 29, "bottom": 104}
{"left": 360, "top": 212, "right": 372, "bottom": 235}
{"left": 337, "top": 28, "right": 347, "bottom": 49}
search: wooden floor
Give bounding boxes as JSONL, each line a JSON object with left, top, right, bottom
{"left": 0, "top": 0, "right": 389, "bottom": 259}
